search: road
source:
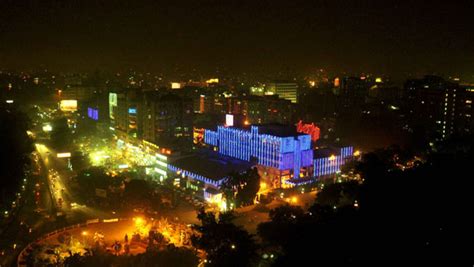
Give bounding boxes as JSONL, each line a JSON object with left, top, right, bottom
{"left": 35, "top": 143, "right": 111, "bottom": 224}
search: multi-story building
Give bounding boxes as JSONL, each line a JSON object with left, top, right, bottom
{"left": 404, "top": 76, "right": 465, "bottom": 140}
{"left": 204, "top": 124, "right": 313, "bottom": 188}
{"left": 110, "top": 89, "right": 143, "bottom": 140}
{"left": 266, "top": 82, "right": 298, "bottom": 103}
{"left": 142, "top": 92, "right": 193, "bottom": 149}
{"left": 228, "top": 95, "right": 293, "bottom": 124}
{"left": 313, "top": 146, "right": 354, "bottom": 178}
{"left": 459, "top": 85, "right": 474, "bottom": 134}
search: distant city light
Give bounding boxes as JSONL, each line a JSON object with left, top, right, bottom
{"left": 206, "top": 78, "right": 219, "bottom": 84}
{"left": 59, "top": 100, "right": 78, "bottom": 112}
{"left": 5, "top": 100, "right": 14, "bottom": 104}
{"left": 171, "top": 82, "right": 181, "bottom": 89}
{"left": 42, "top": 124, "right": 53, "bottom": 132}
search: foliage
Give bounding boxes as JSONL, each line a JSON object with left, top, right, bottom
{"left": 221, "top": 167, "right": 260, "bottom": 207}
{"left": 257, "top": 136, "right": 473, "bottom": 266}
{"left": 63, "top": 245, "right": 199, "bottom": 267}
{"left": 192, "top": 209, "right": 259, "bottom": 267}
{"left": 0, "top": 106, "right": 33, "bottom": 208}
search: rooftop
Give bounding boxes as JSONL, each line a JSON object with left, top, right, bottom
{"left": 169, "top": 149, "right": 253, "bottom": 181}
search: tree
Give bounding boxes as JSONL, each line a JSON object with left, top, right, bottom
{"left": 0, "top": 106, "right": 33, "bottom": 209}
{"left": 192, "top": 209, "right": 259, "bottom": 267}
{"left": 63, "top": 245, "right": 199, "bottom": 267}
{"left": 123, "top": 179, "right": 152, "bottom": 208}
{"left": 235, "top": 167, "right": 260, "bottom": 206}
{"left": 315, "top": 180, "right": 360, "bottom": 208}
{"left": 222, "top": 167, "right": 261, "bottom": 208}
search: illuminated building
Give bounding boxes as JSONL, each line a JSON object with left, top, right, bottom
{"left": 265, "top": 82, "right": 298, "bottom": 103}
{"left": 114, "top": 91, "right": 139, "bottom": 137}
{"left": 204, "top": 124, "right": 313, "bottom": 188}
{"left": 404, "top": 76, "right": 467, "bottom": 139}
{"left": 168, "top": 150, "right": 252, "bottom": 197}
{"left": 296, "top": 120, "right": 320, "bottom": 142}
{"left": 313, "top": 146, "right": 354, "bottom": 177}
{"left": 461, "top": 86, "right": 474, "bottom": 133}
{"left": 142, "top": 92, "right": 193, "bottom": 148}
{"left": 228, "top": 95, "right": 293, "bottom": 124}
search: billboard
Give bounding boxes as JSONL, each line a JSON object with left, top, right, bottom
{"left": 59, "top": 100, "right": 77, "bottom": 112}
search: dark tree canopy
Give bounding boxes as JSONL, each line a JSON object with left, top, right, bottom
{"left": 257, "top": 136, "right": 472, "bottom": 266}
{"left": 192, "top": 210, "right": 259, "bottom": 267}
{"left": 0, "top": 105, "right": 33, "bottom": 208}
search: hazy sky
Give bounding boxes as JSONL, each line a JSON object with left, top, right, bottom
{"left": 1, "top": 0, "right": 473, "bottom": 79}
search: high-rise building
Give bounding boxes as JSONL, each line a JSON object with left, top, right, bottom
{"left": 404, "top": 76, "right": 465, "bottom": 140}
{"left": 228, "top": 95, "right": 293, "bottom": 124}
{"left": 142, "top": 92, "right": 193, "bottom": 149}
{"left": 110, "top": 89, "right": 143, "bottom": 139}
{"left": 266, "top": 82, "right": 298, "bottom": 103}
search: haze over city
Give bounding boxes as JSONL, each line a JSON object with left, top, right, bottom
{"left": 0, "top": 1, "right": 471, "bottom": 266}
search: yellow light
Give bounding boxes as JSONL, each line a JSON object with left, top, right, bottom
{"left": 134, "top": 217, "right": 144, "bottom": 225}
{"left": 81, "top": 231, "right": 88, "bottom": 236}
{"left": 291, "top": 196, "right": 297, "bottom": 203}
{"left": 244, "top": 120, "right": 250, "bottom": 125}
{"left": 260, "top": 182, "right": 267, "bottom": 190}
{"left": 42, "top": 124, "right": 53, "bottom": 132}
{"left": 57, "top": 152, "right": 71, "bottom": 158}
{"left": 375, "top": 77, "right": 382, "bottom": 83}
{"left": 353, "top": 150, "right": 360, "bottom": 157}
{"left": 329, "top": 155, "right": 336, "bottom": 161}
{"left": 206, "top": 78, "right": 219, "bottom": 84}
{"left": 309, "top": 80, "right": 316, "bottom": 87}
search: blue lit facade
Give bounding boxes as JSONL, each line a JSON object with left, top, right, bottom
{"left": 313, "top": 146, "right": 354, "bottom": 177}
{"left": 87, "top": 107, "right": 99, "bottom": 121}
{"left": 168, "top": 164, "right": 225, "bottom": 187}
{"left": 204, "top": 125, "right": 313, "bottom": 180}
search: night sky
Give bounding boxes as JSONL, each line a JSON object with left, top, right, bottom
{"left": 1, "top": 0, "right": 473, "bottom": 78}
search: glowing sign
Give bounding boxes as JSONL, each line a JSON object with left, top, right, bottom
{"left": 87, "top": 108, "right": 99, "bottom": 121}
{"left": 128, "top": 108, "right": 137, "bottom": 114}
{"left": 5, "top": 100, "right": 14, "bottom": 104}
{"left": 109, "top": 93, "right": 117, "bottom": 119}
{"left": 171, "top": 82, "right": 181, "bottom": 89}
{"left": 59, "top": 100, "right": 77, "bottom": 112}
{"left": 296, "top": 120, "right": 320, "bottom": 142}
{"left": 375, "top": 77, "right": 383, "bottom": 83}
{"left": 57, "top": 152, "right": 71, "bottom": 158}
{"left": 42, "top": 124, "right": 53, "bottom": 132}
{"left": 225, "top": 114, "right": 234, "bottom": 127}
